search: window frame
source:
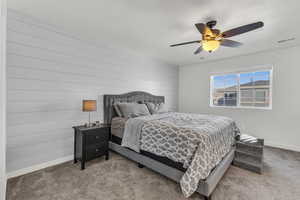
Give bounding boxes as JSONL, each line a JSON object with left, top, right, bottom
{"left": 210, "top": 66, "right": 273, "bottom": 110}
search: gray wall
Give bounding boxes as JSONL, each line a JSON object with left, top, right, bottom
{"left": 0, "top": 1, "right": 7, "bottom": 198}
{"left": 179, "top": 46, "right": 300, "bottom": 152}
{"left": 6, "top": 9, "right": 178, "bottom": 173}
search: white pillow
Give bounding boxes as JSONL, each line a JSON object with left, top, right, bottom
{"left": 113, "top": 103, "right": 123, "bottom": 117}
{"left": 117, "top": 102, "right": 150, "bottom": 118}
{"left": 146, "top": 102, "right": 168, "bottom": 114}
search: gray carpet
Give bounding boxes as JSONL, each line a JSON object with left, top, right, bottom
{"left": 6, "top": 147, "right": 300, "bottom": 200}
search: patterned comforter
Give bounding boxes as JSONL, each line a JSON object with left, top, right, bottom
{"left": 121, "top": 112, "right": 239, "bottom": 197}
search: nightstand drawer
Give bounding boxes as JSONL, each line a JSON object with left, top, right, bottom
{"left": 86, "top": 143, "right": 107, "bottom": 161}
{"left": 86, "top": 129, "right": 109, "bottom": 145}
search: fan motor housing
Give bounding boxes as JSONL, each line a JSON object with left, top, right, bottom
{"left": 206, "top": 20, "right": 217, "bottom": 28}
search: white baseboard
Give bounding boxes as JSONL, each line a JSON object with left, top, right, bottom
{"left": 265, "top": 142, "right": 300, "bottom": 152}
{"left": 6, "top": 155, "right": 73, "bottom": 179}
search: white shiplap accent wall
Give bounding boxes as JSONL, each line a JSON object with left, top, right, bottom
{"left": 1, "top": 0, "right": 7, "bottom": 198}
{"left": 6, "top": 9, "right": 178, "bottom": 173}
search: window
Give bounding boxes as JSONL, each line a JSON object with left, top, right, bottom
{"left": 210, "top": 68, "right": 272, "bottom": 109}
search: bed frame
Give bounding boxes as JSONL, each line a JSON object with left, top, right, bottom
{"left": 103, "top": 91, "right": 235, "bottom": 200}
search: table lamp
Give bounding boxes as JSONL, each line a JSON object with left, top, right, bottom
{"left": 82, "top": 100, "right": 97, "bottom": 127}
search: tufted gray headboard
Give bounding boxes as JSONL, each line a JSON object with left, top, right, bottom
{"left": 103, "top": 91, "right": 164, "bottom": 124}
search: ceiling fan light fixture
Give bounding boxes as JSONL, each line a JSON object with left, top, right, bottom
{"left": 170, "top": 21, "right": 263, "bottom": 54}
{"left": 202, "top": 40, "right": 220, "bottom": 52}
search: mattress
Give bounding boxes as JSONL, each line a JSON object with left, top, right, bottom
{"left": 111, "top": 117, "right": 127, "bottom": 138}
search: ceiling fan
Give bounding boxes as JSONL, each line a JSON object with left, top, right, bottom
{"left": 170, "top": 20, "right": 264, "bottom": 54}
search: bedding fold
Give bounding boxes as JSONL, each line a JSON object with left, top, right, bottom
{"left": 121, "top": 114, "right": 170, "bottom": 152}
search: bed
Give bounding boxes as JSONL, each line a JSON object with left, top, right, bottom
{"left": 104, "top": 91, "right": 238, "bottom": 200}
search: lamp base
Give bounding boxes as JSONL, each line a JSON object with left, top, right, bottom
{"left": 84, "top": 122, "right": 94, "bottom": 128}
{"left": 85, "top": 112, "right": 92, "bottom": 127}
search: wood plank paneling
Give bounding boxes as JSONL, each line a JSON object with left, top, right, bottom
{"left": 7, "top": 9, "right": 178, "bottom": 172}
{"left": 0, "top": 1, "right": 7, "bottom": 198}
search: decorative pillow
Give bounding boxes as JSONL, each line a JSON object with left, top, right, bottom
{"left": 113, "top": 103, "right": 123, "bottom": 117}
{"left": 117, "top": 102, "right": 150, "bottom": 118}
{"left": 146, "top": 102, "right": 168, "bottom": 114}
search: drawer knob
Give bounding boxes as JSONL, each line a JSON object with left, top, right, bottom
{"left": 95, "top": 149, "right": 99, "bottom": 152}
{"left": 96, "top": 136, "right": 100, "bottom": 139}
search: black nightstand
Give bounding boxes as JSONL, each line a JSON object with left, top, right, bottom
{"left": 73, "top": 124, "right": 110, "bottom": 170}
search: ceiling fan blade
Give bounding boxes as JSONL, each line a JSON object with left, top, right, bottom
{"left": 212, "top": 29, "right": 221, "bottom": 35}
{"left": 222, "top": 21, "right": 264, "bottom": 38}
{"left": 195, "top": 23, "right": 206, "bottom": 34}
{"left": 221, "top": 39, "right": 243, "bottom": 47}
{"left": 194, "top": 46, "right": 203, "bottom": 54}
{"left": 170, "top": 40, "right": 201, "bottom": 47}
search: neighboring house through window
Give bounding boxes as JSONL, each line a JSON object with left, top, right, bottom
{"left": 210, "top": 67, "right": 272, "bottom": 109}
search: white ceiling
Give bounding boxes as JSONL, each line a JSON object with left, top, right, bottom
{"left": 8, "top": 0, "right": 300, "bottom": 66}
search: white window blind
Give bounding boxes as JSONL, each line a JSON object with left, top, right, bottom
{"left": 210, "top": 68, "right": 272, "bottom": 109}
